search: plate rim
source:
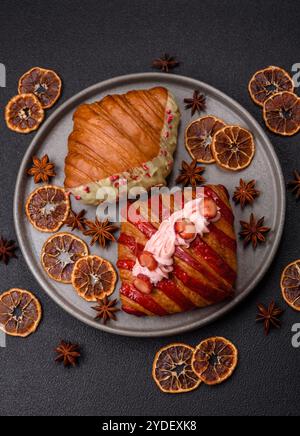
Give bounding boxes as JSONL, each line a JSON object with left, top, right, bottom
{"left": 13, "top": 72, "right": 286, "bottom": 337}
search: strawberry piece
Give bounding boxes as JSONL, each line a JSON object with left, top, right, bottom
{"left": 139, "top": 251, "right": 158, "bottom": 271}
{"left": 134, "top": 275, "right": 153, "bottom": 294}
{"left": 201, "top": 198, "right": 218, "bottom": 219}
{"left": 174, "top": 219, "right": 196, "bottom": 240}
{"left": 174, "top": 220, "right": 187, "bottom": 234}
{"left": 181, "top": 223, "right": 197, "bottom": 240}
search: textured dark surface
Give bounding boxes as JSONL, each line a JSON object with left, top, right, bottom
{"left": 0, "top": 0, "right": 299, "bottom": 417}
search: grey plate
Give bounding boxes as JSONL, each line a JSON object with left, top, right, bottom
{"left": 14, "top": 73, "right": 286, "bottom": 337}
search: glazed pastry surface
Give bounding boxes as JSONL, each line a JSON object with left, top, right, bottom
{"left": 117, "top": 185, "right": 237, "bottom": 317}
{"left": 64, "top": 87, "right": 180, "bottom": 205}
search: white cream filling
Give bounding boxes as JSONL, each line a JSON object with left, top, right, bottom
{"left": 132, "top": 197, "right": 220, "bottom": 285}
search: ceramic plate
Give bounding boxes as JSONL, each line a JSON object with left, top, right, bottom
{"left": 14, "top": 73, "right": 286, "bottom": 337}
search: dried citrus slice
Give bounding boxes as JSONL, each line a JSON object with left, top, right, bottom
{"left": 0, "top": 289, "right": 42, "bottom": 337}
{"left": 211, "top": 125, "right": 255, "bottom": 171}
{"left": 5, "top": 93, "right": 44, "bottom": 134}
{"left": 249, "top": 66, "right": 294, "bottom": 107}
{"left": 263, "top": 91, "right": 300, "bottom": 136}
{"left": 152, "top": 343, "right": 201, "bottom": 394}
{"left": 192, "top": 337, "right": 238, "bottom": 385}
{"left": 41, "top": 232, "right": 88, "bottom": 284}
{"left": 281, "top": 260, "right": 300, "bottom": 311}
{"left": 72, "top": 255, "right": 117, "bottom": 302}
{"left": 26, "top": 185, "right": 70, "bottom": 233}
{"left": 18, "top": 67, "right": 62, "bottom": 109}
{"left": 185, "top": 115, "right": 226, "bottom": 163}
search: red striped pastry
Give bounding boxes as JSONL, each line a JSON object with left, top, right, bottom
{"left": 117, "top": 185, "right": 237, "bottom": 316}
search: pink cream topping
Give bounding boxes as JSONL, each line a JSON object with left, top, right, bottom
{"left": 132, "top": 197, "right": 220, "bottom": 285}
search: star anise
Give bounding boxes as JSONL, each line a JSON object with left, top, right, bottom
{"left": 55, "top": 341, "right": 81, "bottom": 367}
{"left": 233, "top": 179, "right": 260, "bottom": 209}
{"left": 0, "top": 236, "right": 18, "bottom": 265}
{"left": 239, "top": 214, "right": 271, "bottom": 249}
{"left": 83, "top": 218, "right": 118, "bottom": 248}
{"left": 27, "top": 154, "right": 56, "bottom": 184}
{"left": 256, "top": 301, "right": 284, "bottom": 335}
{"left": 65, "top": 209, "right": 87, "bottom": 231}
{"left": 184, "top": 90, "right": 206, "bottom": 116}
{"left": 288, "top": 170, "right": 300, "bottom": 199}
{"left": 152, "top": 53, "right": 179, "bottom": 73}
{"left": 176, "top": 159, "right": 205, "bottom": 188}
{"left": 92, "top": 296, "right": 120, "bottom": 325}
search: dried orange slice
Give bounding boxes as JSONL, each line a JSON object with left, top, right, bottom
{"left": 249, "top": 66, "right": 294, "bottom": 107}
{"left": 0, "top": 289, "right": 42, "bottom": 337}
{"left": 192, "top": 337, "right": 238, "bottom": 385}
{"left": 211, "top": 125, "right": 255, "bottom": 171}
{"left": 185, "top": 115, "right": 226, "bottom": 163}
{"left": 18, "top": 67, "right": 62, "bottom": 109}
{"left": 41, "top": 232, "right": 88, "bottom": 284}
{"left": 152, "top": 343, "right": 201, "bottom": 394}
{"left": 5, "top": 93, "right": 44, "bottom": 134}
{"left": 26, "top": 185, "right": 70, "bottom": 233}
{"left": 72, "top": 255, "right": 117, "bottom": 302}
{"left": 281, "top": 260, "right": 300, "bottom": 311}
{"left": 263, "top": 91, "right": 300, "bottom": 136}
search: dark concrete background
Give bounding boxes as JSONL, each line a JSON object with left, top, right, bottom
{"left": 0, "top": 0, "right": 300, "bottom": 416}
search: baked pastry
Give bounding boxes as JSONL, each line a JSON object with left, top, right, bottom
{"left": 64, "top": 87, "right": 180, "bottom": 205}
{"left": 117, "top": 185, "right": 237, "bottom": 316}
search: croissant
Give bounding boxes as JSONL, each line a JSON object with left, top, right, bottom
{"left": 117, "top": 185, "right": 237, "bottom": 316}
{"left": 64, "top": 87, "right": 180, "bottom": 205}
